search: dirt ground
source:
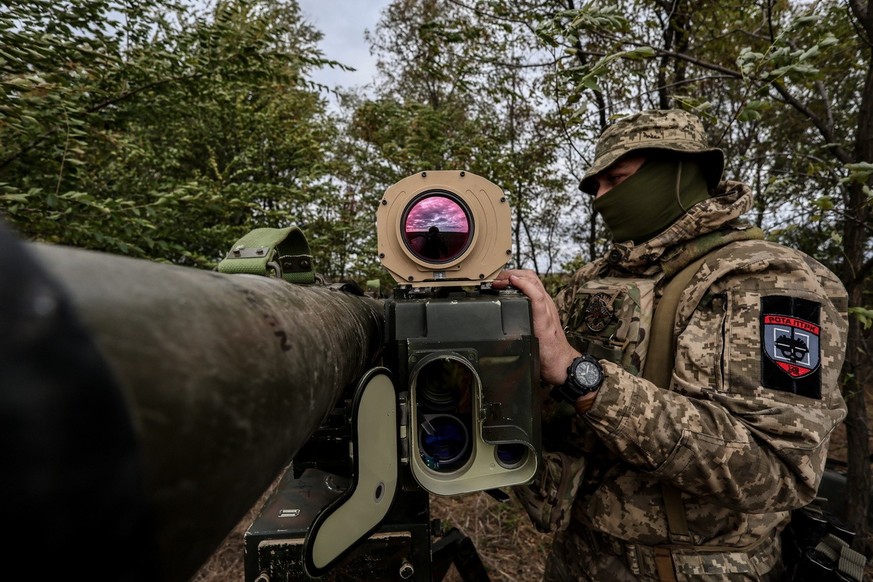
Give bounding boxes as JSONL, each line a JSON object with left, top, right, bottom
{"left": 427, "top": 491, "right": 552, "bottom": 581}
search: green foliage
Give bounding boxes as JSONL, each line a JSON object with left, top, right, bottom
{"left": 4, "top": 0, "right": 869, "bottom": 295}
{"left": 352, "top": 0, "right": 579, "bottom": 275}
{"left": 0, "top": 0, "right": 347, "bottom": 273}
{"left": 529, "top": 0, "right": 868, "bottom": 283}
{"left": 849, "top": 307, "right": 873, "bottom": 331}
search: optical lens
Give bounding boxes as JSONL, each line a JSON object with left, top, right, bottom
{"left": 495, "top": 443, "right": 527, "bottom": 469}
{"left": 402, "top": 192, "right": 472, "bottom": 263}
{"left": 419, "top": 414, "right": 470, "bottom": 471}
{"left": 413, "top": 355, "right": 475, "bottom": 473}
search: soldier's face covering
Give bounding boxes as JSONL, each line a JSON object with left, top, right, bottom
{"left": 593, "top": 156, "right": 711, "bottom": 244}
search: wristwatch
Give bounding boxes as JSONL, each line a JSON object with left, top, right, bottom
{"left": 551, "top": 355, "right": 604, "bottom": 404}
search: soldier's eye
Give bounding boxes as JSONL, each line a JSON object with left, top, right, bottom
{"left": 607, "top": 172, "right": 626, "bottom": 185}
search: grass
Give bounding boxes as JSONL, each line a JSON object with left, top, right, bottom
{"left": 429, "top": 491, "right": 551, "bottom": 581}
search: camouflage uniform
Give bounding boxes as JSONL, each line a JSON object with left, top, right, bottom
{"left": 542, "top": 112, "right": 849, "bottom": 581}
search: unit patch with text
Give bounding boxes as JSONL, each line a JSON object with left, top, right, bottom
{"left": 760, "top": 295, "right": 822, "bottom": 399}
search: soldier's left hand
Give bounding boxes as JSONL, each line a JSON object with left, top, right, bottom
{"left": 493, "top": 269, "right": 580, "bottom": 386}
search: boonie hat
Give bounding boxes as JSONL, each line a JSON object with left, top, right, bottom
{"left": 580, "top": 109, "right": 725, "bottom": 195}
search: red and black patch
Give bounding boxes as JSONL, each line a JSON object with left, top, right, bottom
{"left": 760, "top": 296, "right": 821, "bottom": 399}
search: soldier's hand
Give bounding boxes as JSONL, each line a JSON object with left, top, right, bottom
{"left": 493, "top": 269, "right": 580, "bottom": 386}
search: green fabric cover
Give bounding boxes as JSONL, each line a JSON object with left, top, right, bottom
{"left": 217, "top": 226, "right": 315, "bottom": 284}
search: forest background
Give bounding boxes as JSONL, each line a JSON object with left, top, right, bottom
{"left": 2, "top": 0, "right": 873, "bottom": 578}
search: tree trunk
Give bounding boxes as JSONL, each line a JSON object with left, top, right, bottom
{"left": 843, "top": 19, "right": 873, "bottom": 550}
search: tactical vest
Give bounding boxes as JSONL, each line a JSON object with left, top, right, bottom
{"left": 561, "top": 276, "right": 656, "bottom": 378}
{"left": 551, "top": 231, "right": 765, "bottom": 582}
{"left": 559, "top": 226, "right": 765, "bottom": 386}
{"left": 525, "top": 234, "right": 752, "bottom": 539}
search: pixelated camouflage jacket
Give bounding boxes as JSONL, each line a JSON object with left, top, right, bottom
{"left": 551, "top": 181, "right": 848, "bottom": 573}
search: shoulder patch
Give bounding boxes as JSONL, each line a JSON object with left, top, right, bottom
{"left": 760, "top": 296, "right": 821, "bottom": 399}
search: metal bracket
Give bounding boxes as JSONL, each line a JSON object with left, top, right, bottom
{"left": 225, "top": 245, "right": 271, "bottom": 259}
{"left": 278, "top": 254, "right": 313, "bottom": 273}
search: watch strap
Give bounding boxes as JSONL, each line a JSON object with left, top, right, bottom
{"left": 550, "top": 382, "right": 581, "bottom": 404}
{"left": 551, "top": 355, "right": 601, "bottom": 404}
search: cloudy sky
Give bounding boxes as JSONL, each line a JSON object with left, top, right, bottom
{"left": 297, "top": 0, "right": 390, "bottom": 95}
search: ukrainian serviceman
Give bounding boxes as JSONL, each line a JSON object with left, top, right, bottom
{"left": 493, "top": 109, "right": 848, "bottom": 581}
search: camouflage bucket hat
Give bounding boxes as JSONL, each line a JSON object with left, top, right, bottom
{"left": 580, "top": 109, "right": 725, "bottom": 195}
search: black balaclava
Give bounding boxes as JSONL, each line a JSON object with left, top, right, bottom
{"left": 592, "top": 155, "right": 711, "bottom": 244}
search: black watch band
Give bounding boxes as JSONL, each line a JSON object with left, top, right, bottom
{"left": 551, "top": 355, "right": 603, "bottom": 404}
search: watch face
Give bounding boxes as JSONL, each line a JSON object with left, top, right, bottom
{"left": 573, "top": 360, "right": 602, "bottom": 389}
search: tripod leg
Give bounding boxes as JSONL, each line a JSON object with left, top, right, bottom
{"left": 431, "top": 527, "right": 491, "bottom": 582}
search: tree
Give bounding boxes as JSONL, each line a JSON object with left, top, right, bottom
{"left": 0, "top": 0, "right": 345, "bottom": 272}
{"left": 343, "top": 0, "right": 576, "bottom": 279}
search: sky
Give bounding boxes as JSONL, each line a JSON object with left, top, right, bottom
{"left": 297, "top": 0, "right": 389, "bottom": 97}
{"left": 405, "top": 196, "right": 470, "bottom": 233}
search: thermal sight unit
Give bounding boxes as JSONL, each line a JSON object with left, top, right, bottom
{"left": 377, "top": 170, "right": 541, "bottom": 496}
{"left": 297, "top": 171, "right": 542, "bottom": 577}
{"left": 376, "top": 170, "right": 513, "bottom": 286}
